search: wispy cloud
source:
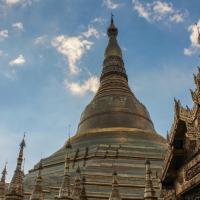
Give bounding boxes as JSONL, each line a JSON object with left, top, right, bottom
{"left": 9, "top": 54, "right": 26, "bottom": 66}
{"left": 92, "top": 17, "right": 105, "bottom": 25}
{"left": 82, "top": 26, "right": 104, "bottom": 38}
{"left": 4, "top": 0, "right": 32, "bottom": 7}
{"left": 51, "top": 25, "right": 103, "bottom": 75}
{"left": 103, "top": 0, "right": 123, "bottom": 10}
{"left": 132, "top": 0, "right": 187, "bottom": 24}
{"left": 34, "top": 35, "right": 48, "bottom": 45}
{"left": 51, "top": 24, "right": 103, "bottom": 96}
{"left": 52, "top": 35, "right": 93, "bottom": 75}
{"left": 0, "top": 29, "right": 8, "bottom": 40}
{"left": 184, "top": 20, "right": 200, "bottom": 56}
{"left": 12, "top": 22, "right": 24, "bottom": 31}
{"left": 64, "top": 75, "right": 99, "bottom": 96}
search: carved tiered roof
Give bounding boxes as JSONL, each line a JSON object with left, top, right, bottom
{"left": 6, "top": 135, "right": 25, "bottom": 200}
{"left": 161, "top": 68, "right": 200, "bottom": 197}
{"left": 168, "top": 68, "right": 200, "bottom": 142}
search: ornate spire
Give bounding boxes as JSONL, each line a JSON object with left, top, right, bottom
{"left": 109, "top": 170, "right": 121, "bottom": 200}
{"left": 57, "top": 138, "right": 72, "bottom": 199}
{"left": 144, "top": 160, "right": 157, "bottom": 200}
{"left": 80, "top": 176, "right": 87, "bottom": 200}
{"left": 30, "top": 160, "right": 44, "bottom": 200}
{"left": 6, "top": 134, "right": 26, "bottom": 200}
{"left": 0, "top": 163, "right": 7, "bottom": 183}
{"left": 71, "top": 166, "right": 82, "bottom": 200}
{"left": 101, "top": 14, "right": 127, "bottom": 81}
{"left": 0, "top": 163, "right": 7, "bottom": 199}
{"left": 76, "top": 14, "right": 155, "bottom": 135}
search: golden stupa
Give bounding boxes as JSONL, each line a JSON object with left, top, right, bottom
{"left": 24, "top": 16, "right": 166, "bottom": 200}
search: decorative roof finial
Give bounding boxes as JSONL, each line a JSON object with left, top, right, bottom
{"left": 6, "top": 134, "right": 26, "bottom": 200}
{"left": 111, "top": 13, "right": 114, "bottom": 25}
{"left": 144, "top": 160, "right": 157, "bottom": 200}
{"left": 30, "top": 160, "right": 44, "bottom": 200}
{"left": 1, "top": 162, "right": 7, "bottom": 183}
{"left": 109, "top": 169, "right": 121, "bottom": 200}
{"left": 0, "top": 162, "right": 7, "bottom": 199}
{"left": 66, "top": 125, "right": 72, "bottom": 149}
{"left": 57, "top": 132, "right": 72, "bottom": 199}
{"left": 107, "top": 13, "right": 118, "bottom": 37}
{"left": 80, "top": 176, "right": 87, "bottom": 200}
{"left": 71, "top": 166, "right": 82, "bottom": 200}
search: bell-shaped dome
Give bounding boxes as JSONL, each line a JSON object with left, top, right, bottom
{"left": 76, "top": 16, "right": 155, "bottom": 135}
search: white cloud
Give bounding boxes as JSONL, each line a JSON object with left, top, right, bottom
{"left": 34, "top": 35, "right": 48, "bottom": 45}
{"left": 133, "top": 0, "right": 150, "bottom": 21}
{"left": 82, "top": 26, "right": 102, "bottom": 38}
{"left": 12, "top": 22, "right": 24, "bottom": 31}
{"left": 153, "top": 1, "right": 173, "bottom": 14}
{"left": 184, "top": 48, "right": 195, "bottom": 56}
{"left": 92, "top": 17, "right": 105, "bottom": 25}
{"left": 4, "top": 0, "right": 32, "bottom": 6}
{"left": 184, "top": 20, "right": 200, "bottom": 56}
{"left": 103, "top": 0, "right": 123, "bottom": 10}
{"left": 9, "top": 54, "right": 26, "bottom": 66}
{"left": 132, "top": 0, "right": 187, "bottom": 24}
{"left": 170, "top": 13, "right": 184, "bottom": 23}
{"left": 0, "top": 29, "right": 8, "bottom": 40}
{"left": 64, "top": 76, "right": 99, "bottom": 96}
{"left": 51, "top": 35, "right": 93, "bottom": 75}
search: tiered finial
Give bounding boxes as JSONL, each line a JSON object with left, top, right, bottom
{"left": 190, "top": 67, "right": 200, "bottom": 104}
{"left": 0, "top": 163, "right": 7, "bottom": 199}
{"left": 101, "top": 15, "right": 127, "bottom": 82}
{"left": 6, "top": 135, "right": 26, "bottom": 200}
{"left": 107, "top": 13, "right": 118, "bottom": 37}
{"left": 144, "top": 160, "right": 157, "bottom": 200}
{"left": 109, "top": 170, "right": 121, "bottom": 200}
{"left": 71, "top": 166, "right": 82, "bottom": 200}
{"left": 30, "top": 160, "right": 44, "bottom": 200}
{"left": 80, "top": 176, "right": 87, "bottom": 200}
{"left": 1, "top": 162, "right": 7, "bottom": 183}
{"left": 56, "top": 135, "right": 72, "bottom": 200}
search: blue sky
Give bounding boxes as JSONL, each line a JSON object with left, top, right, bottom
{"left": 0, "top": 0, "right": 200, "bottom": 180}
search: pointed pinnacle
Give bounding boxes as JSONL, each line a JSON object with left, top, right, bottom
{"left": 145, "top": 159, "right": 150, "bottom": 165}
{"left": 111, "top": 13, "right": 114, "bottom": 25}
{"left": 20, "top": 133, "right": 26, "bottom": 149}
{"left": 76, "top": 165, "right": 81, "bottom": 174}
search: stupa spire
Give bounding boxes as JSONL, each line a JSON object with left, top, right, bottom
{"left": 80, "top": 176, "right": 87, "bottom": 200}
{"left": 0, "top": 163, "right": 7, "bottom": 183}
{"left": 6, "top": 134, "right": 26, "bottom": 200}
{"left": 56, "top": 137, "right": 72, "bottom": 199}
{"left": 109, "top": 170, "right": 121, "bottom": 200}
{"left": 76, "top": 15, "right": 155, "bottom": 135}
{"left": 144, "top": 160, "right": 157, "bottom": 200}
{"left": 30, "top": 160, "right": 44, "bottom": 200}
{"left": 0, "top": 163, "right": 7, "bottom": 199}
{"left": 71, "top": 166, "right": 82, "bottom": 200}
{"left": 100, "top": 14, "right": 127, "bottom": 81}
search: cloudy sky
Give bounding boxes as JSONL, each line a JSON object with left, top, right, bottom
{"left": 0, "top": 0, "right": 200, "bottom": 180}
